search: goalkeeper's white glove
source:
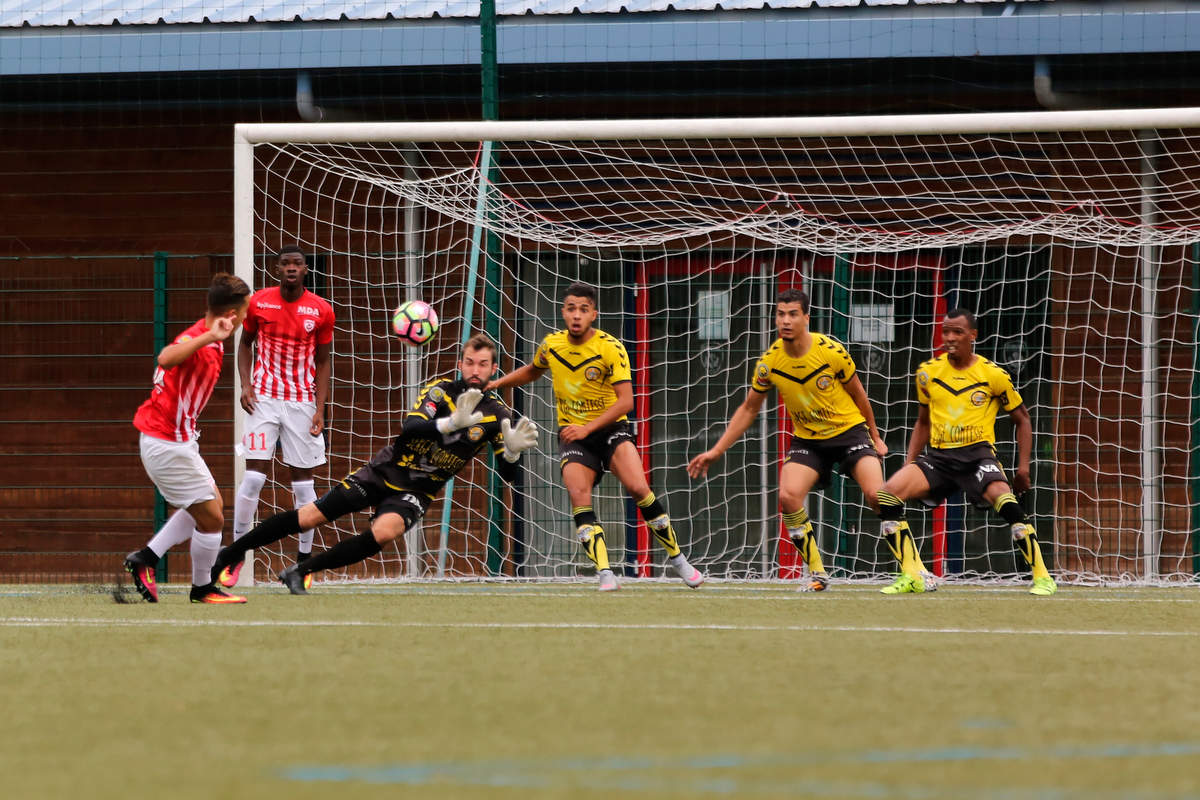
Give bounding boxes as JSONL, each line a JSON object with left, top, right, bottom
{"left": 501, "top": 416, "right": 539, "bottom": 462}
{"left": 436, "top": 388, "right": 484, "bottom": 435}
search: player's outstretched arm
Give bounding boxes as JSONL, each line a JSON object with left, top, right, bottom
{"left": 487, "top": 363, "right": 545, "bottom": 392}
{"left": 687, "top": 388, "right": 766, "bottom": 478}
{"left": 436, "top": 388, "right": 485, "bottom": 434}
{"left": 844, "top": 374, "right": 888, "bottom": 456}
{"left": 500, "top": 416, "right": 539, "bottom": 463}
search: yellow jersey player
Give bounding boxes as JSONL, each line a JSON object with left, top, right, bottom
{"left": 489, "top": 282, "right": 703, "bottom": 592}
{"left": 686, "top": 289, "right": 888, "bottom": 591}
{"left": 875, "top": 308, "right": 1056, "bottom": 596}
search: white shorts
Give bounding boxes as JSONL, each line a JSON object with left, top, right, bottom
{"left": 241, "top": 396, "right": 327, "bottom": 468}
{"left": 139, "top": 433, "right": 218, "bottom": 508}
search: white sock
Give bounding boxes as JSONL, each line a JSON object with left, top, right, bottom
{"left": 292, "top": 479, "right": 317, "bottom": 554}
{"left": 233, "top": 470, "right": 268, "bottom": 540}
{"left": 147, "top": 509, "right": 197, "bottom": 558}
{"left": 190, "top": 531, "right": 222, "bottom": 587}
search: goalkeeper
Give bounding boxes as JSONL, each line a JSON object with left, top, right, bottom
{"left": 209, "top": 334, "right": 539, "bottom": 593}
{"left": 687, "top": 289, "right": 888, "bottom": 592}
{"left": 872, "top": 309, "right": 1056, "bottom": 596}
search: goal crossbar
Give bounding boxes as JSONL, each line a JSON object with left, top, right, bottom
{"left": 234, "top": 107, "right": 1200, "bottom": 145}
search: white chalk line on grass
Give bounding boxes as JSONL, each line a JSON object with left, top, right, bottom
{"left": 1, "top": 616, "right": 1197, "bottom": 637}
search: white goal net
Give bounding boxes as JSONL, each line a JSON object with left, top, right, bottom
{"left": 233, "top": 110, "right": 1200, "bottom": 585}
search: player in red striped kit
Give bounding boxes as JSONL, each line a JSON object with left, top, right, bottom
{"left": 124, "top": 272, "right": 251, "bottom": 604}
{"left": 218, "top": 244, "right": 335, "bottom": 590}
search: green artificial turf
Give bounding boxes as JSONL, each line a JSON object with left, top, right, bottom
{"left": 3, "top": 581, "right": 1199, "bottom": 799}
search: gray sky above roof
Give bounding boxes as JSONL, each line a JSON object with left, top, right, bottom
{"left": 2, "top": 0, "right": 1039, "bottom": 29}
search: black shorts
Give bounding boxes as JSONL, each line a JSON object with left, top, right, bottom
{"left": 785, "top": 423, "right": 880, "bottom": 490}
{"left": 558, "top": 421, "right": 636, "bottom": 486}
{"left": 914, "top": 442, "right": 1009, "bottom": 509}
{"left": 314, "top": 469, "right": 435, "bottom": 531}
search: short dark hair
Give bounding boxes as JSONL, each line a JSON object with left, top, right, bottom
{"left": 208, "top": 272, "right": 251, "bottom": 312}
{"left": 463, "top": 333, "right": 498, "bottom": 359}
{"left": 277, "top": 243, "right": 305, "bottom": 261}
{"left": 776, "top": 288, "right": 810, "bottom": 314}
{"left": 945, "top": 308, "right": 978, "bottom": 330}
{"left": 563, "top": 282, "right": 597, "bottom": 306}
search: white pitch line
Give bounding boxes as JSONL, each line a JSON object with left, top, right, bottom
{"left": 0, "top": 617, "right": 1196, "bottom": 637}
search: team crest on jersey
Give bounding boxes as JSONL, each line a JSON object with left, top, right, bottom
{"left": 468, "top": 425, "right": 485, "bottom": 442}
{"left": 303, "top": 319, "right": 316, "bottom": 333}
{"left": 756, "top": 364, "right": 769, "bottom": 381}
{"left": 917, "top": 371, "right": 929, "bottom": 387}
{"left": 970, "top": 390, "right": 988, "bottom": 407}
{"left": 585, "top": 366, "right": 602, "bottom": 382}
{"left": 428, "top": 387, "right": 445, "bottom": 402}
{"left": 816, "top": 375, "right": 834, "bottom": 391}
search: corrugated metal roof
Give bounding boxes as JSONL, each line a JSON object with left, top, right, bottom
{"left": 1, "top": 0, "right": 1042, "bottom": 29}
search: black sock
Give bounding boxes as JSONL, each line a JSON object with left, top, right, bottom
{"left": 572, "top": 506, "right": 598, "bottom": 528}
{"left": 216, "top": 510, "right": 301, "bottom": 569}
{"left": 993, "top": 492, "right": 1026, "bottom": 526}
{"left": 296, "top": 530, "right": 382, "bottom": 575}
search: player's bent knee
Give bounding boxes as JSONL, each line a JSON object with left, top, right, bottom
{"left": 371, "top": 514, "right": 407, "bottom": 544}
{"left": 297, "top": 503, "right": 328, "bottom": 530}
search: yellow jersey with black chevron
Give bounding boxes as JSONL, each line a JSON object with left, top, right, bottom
{"left": 751, "top": 334, "right": 864, "bottom": 440}
{"left": 533, "top": 329, "right": 632, "bottom": 426}
{"left": 915, "top": 353, "right": 1023, "bottom": 449}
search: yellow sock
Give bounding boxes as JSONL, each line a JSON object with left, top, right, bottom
{"left": 884, "top": 521, "right": 926, "bottom": 576}
{"left": 578, "top": 524, "right": 610, "bottom": 572}
{"left": 1015, "top": 526, "right": 1050, "bottom": 581}
{"left": 783, "top": 509, "right": 825, "bottom": 574}
{"left": 637, "top": 492, "right": 682, "bottom": 558}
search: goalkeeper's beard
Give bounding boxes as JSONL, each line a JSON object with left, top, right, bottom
{"left": 463, "top": 376, "right": 486, "bottom": 389}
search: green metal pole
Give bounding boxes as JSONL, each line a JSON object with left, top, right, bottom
{"left": 480, "top": 0, "right": 498, "bottom": 121}
{"left": 829, "top": 256, "right": 852, "bottom": 570}
{"left": 152, "top": 252, "right": 169, "bottom": 583}
{"left": 485, "top": 229, "right": 504, "bottom": 575}
{"left": 480, "top": 0, "right": 505, "bottom": 574}
{"left": 1191, "top": 244, "right": 1200, "bottom": 577}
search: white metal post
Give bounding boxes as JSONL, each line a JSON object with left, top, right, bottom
{"left": 1139, "top": 133, "right": 1161, "bottom": 580}
{"left": 232, "top": 131, "right": 255, "bottom": 587}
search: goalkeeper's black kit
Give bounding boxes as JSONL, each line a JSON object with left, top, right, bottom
{"left": 355, "top": 376, "right": 520, "bottom": 495}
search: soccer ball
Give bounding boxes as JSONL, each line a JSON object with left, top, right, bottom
{"left": 391, "top": 300, "right": 439, "bottom": 346}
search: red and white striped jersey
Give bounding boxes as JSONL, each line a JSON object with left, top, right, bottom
{"left": 242, "top": 286, "right": 335, "bottom": 403}
{"left": 133, "top": 319, "right": 225, "bottom": 442}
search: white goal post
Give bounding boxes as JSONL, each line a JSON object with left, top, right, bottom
{"left": 232, "top": 107, "right": 1200, "bottom": 586}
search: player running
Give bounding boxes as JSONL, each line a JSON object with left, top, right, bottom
{"left": 874, "top": 308, "right": 1057, "bottom": 596}
{"left": 488, "top": 282, "right": 703, "bottom": 592}
{"left": 208, "top": 334, "right": 538, "bottom": 592}
{"left": 124, "top": 273, "right": 251, "bottom": 604}
{"left": 687, "top": 288, "right": 888, "bottom": 591}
